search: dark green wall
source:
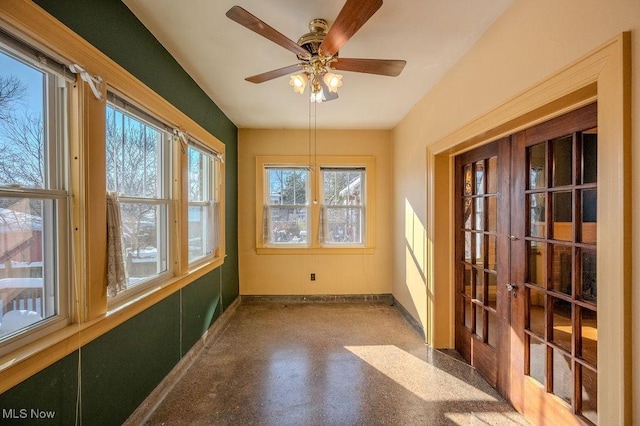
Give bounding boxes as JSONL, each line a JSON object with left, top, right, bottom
{"left": 0, "top": 1, "right": 239, "bottom": 424}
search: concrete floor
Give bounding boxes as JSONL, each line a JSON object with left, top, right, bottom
{"left": 144, "top": 301, "right": 528, "bottom": 425}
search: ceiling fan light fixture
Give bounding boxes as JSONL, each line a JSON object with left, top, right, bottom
{"left": 323, "top": 72, "right": 343, "bottom": 93}
{"left": 289, "top": 73, "right": 308, "bottom": 94}
{"left": 310, "top": 87, "right": 325, "bottom": 103}
{"left": 309, "top": 75, "right": 325, "bottom": 103}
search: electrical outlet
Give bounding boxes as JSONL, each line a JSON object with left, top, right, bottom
{"left": 310, "top": 273, "right": 316, "bottom": 281}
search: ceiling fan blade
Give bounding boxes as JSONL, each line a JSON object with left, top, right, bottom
{"left": 245, "top": 64, "right": 303, "bottom": 84}
{"left": 226, "top": 6, "right": 310, "bottom": 59}
{"left": 319, "top": 0, "right": 383, "bottom": 57}
{"left": 332, "top": 58, "right": 406, "bottom": 76}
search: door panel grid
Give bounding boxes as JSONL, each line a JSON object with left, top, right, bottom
{"left": 455, "top": 103, "right": 598, "bottom": 425}
{"left": 523, "top": 127, "right": 598, "bottom": 424}
{"left": 460, "top": 157, "right": 499, "bottom": 345}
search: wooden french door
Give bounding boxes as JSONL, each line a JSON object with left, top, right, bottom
{"left": 510, "top": 103, "right": 598, "bottom": 425}
{"left": 454, "top": 138, "right": 511, "bottom": 394}
{"left": 455, "top": 103, "right": 598, "bottom": 425}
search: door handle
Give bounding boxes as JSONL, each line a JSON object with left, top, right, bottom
{"left": 506, "top": 283, "right": 518, "bottom": 297}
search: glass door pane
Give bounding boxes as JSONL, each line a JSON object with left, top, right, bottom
{"left": 521, "top": 112, "right": 598, "bottom": 423}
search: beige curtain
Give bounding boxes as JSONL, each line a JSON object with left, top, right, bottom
{"left": 106, "top": 192, "right": 127, "bottom": 297}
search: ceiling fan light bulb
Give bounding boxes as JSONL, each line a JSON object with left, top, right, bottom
{"left": 323, "top": 72, "right": 343, "bottom": 93}
{"left": 310, "top": 87, "right": 326, "bottom": 103}
{"left": 289, "top": 74, "right": 307, "bottom": 94}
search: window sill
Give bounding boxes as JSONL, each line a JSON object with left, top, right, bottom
{"left": 256, "top": 247, "right": 375, "bottom": 255}
{"left": 0, "top": 255, "right": 224, "bottom": 394}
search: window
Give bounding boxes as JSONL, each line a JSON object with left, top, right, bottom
{"left": 106, "top": 95, "right": 172, "bottom": 295}
{"left": 321, "top": 168, "right": 365, "bottom": 245}
{"left": 256, "top": 156, "right": 374, "bottom": 252}
{"left": 188, "top": 142, "right": 219, "bottom": 264}
{"left": 0, "top": 2, "right": 228, "bottom": 391}
{"left": 264, "top": 167, "right": 309, "bottom": 245}
{"left": 0, "top": 36, "right": 70, "bottom": 349}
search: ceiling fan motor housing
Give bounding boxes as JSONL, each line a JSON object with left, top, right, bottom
{"left": 297, "top": 19, "right": 332, "bottom": 59}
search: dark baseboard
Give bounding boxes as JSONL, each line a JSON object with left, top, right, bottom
{"left": 391, "top": 296, "right": 425, "bottom": 339}
{"left": 241, "top": 294, "right": 394, "bottom": 304}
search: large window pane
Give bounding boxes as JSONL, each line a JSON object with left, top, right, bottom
{"left": 188, "top": 144, "right": 216, "bottom": 264}
{"left": 266, "top": 168, "right": 309, "bottom": 245}
{"left": 0, "top": 45, "right": 69, "bottom": 345}
{"left": 322, "top": 168, "right": 364, "bottom": 245}
{"left": 106, "top": 102, "right": 170, "bottom": 292}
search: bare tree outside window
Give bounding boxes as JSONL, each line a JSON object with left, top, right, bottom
{"left": 106, "top": 104, "right": 169, "bottom": 288}
{"left": 187, "top": 145, "right": 216, "bottom": 263}
{"left": 0, "top": 75, "right": 26, "bottom": 122}
{"left": 0, "top": 49, "right": 68, "bottom": 339}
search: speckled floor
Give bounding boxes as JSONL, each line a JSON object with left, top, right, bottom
{"left": 144, "top": 301, "right": 528, "bottom": 425}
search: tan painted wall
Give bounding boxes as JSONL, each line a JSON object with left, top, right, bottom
{"left": 238, "top": 129, "right": 393, "bottom": 296}
{"left": 391, "top": 0, "right": 639, "bottom": 419}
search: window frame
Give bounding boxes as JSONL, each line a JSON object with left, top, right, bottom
{"left": 187, "top": 140, "right": 220, "bottom": 267}
{"left": 320, "top": 167, "right": 366, "bottom": 247}
{"left": 0, "top": 36, "right": 72, "bottom": 355}
{"left": 105, "top": 94, "right": 174, "bottom": 305}
{"left": 255, "top": 156, "right": 375, "bottom": 254}
{"left": 263, "top": 166, "right": 311, "bottom": 248}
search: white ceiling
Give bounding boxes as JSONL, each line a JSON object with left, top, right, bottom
{"left": 123, "top": 0, "right": 513, "bottom": 129}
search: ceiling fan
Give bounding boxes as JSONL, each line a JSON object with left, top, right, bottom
{"left": 226, "top": 0, "right": 406, "bottom": 102}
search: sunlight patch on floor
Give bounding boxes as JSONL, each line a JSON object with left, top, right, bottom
{"left": 344, "top": 345, "right": 498, "bottom": 403}
{"left": 446, "top": 411, "right": 530, "bottom": 425}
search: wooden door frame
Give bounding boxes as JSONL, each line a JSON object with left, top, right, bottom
{"left": 425, "top": 34, "right": 630, "bottom": 424}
